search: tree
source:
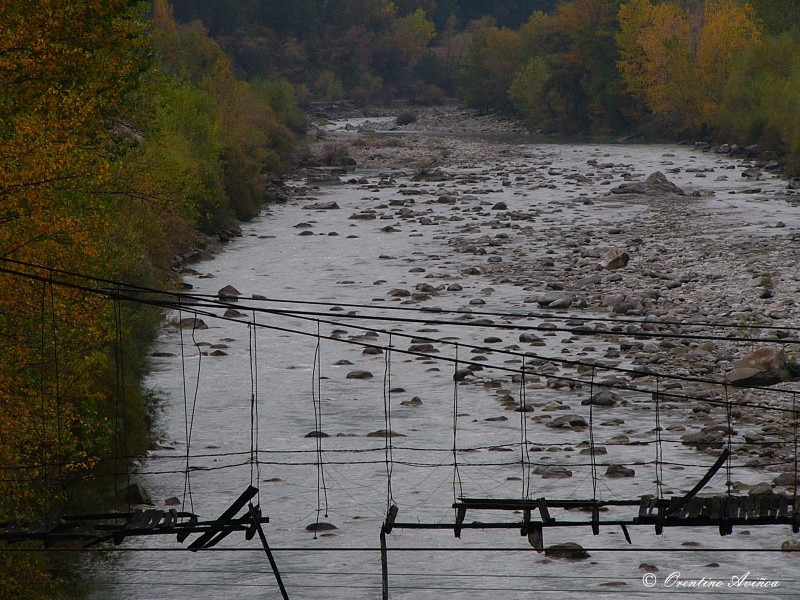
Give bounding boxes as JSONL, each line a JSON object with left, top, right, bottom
{"left": 695, "top": 0, "right": 761, "bottom": 124}
{"left": 456, "top": 25, "right": 522, "bottom": 112}
{"left": 617, "top": 0, "right": 761, "bottom": 133}
{"left": 748, "top": 0, "right": 800, "bottom": 34}
{"left": 717, "top": 29, "right": 800, "bottom": 172}
{"left": 510, "top": 0, "right": 627, "bottom": 134}
{"left": 0, "top": 2, "right": 153, "bottom": 595}
{"left": 382, "top": 8, "right": 438, "bottom": 93}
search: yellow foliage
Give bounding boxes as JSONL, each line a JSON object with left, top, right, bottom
{"left": 617, "top": 0, "right": 761, "bottom": 132}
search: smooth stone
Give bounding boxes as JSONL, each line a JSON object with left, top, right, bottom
{"left": 305, "top": 430, "right": 330, "bottom": 438}
{"left": 346, "top": 370, "right": 374, "bottom": 380}
{"left": 544, "top": 542, "right": 590, "bottom": 560}
{"left": 400, "top": 396, "right": 423, "bottom": 407}
{"left": 306, "top": 522, "right": 337, "bottom": 532}
{"left": 606, "top": 464, "right": 635, "bottom": 478}
{"left": 367, "top": 429, "right": 406, "bottom": 438}
{"left": 547, "top": 414, "right": 588, "bottom": 429}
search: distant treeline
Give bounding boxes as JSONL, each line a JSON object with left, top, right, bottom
{"left": 170, "top": 1, "right": 562, "bottom": 35}
{"left": 171, "top": 0, "right": 800, "bottom": 172}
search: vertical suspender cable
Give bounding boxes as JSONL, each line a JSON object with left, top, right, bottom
{"left": 452, "top": 344, "right": 463, "bottom": 504}
{"left": 383, "top": 333, "right": 394, "bottom": 510}
{"left": 725, "top": 384, "right": 733, "bottom": 497}
{"left": 311, "top": 320, "right": 328, "bottom": 537}
{"left": 589, "top": 367, "right": 598, "bottom": 503}
{"left": 519, "top": 360, "right": 530, "bottom": 500}
{"left": 655, "top": 376, "right": 664, "bottom": 499}
{"left": 251, "top": 310, "right": 261, "bottom": 502}
{"left": 793, "top": 392, "right": 798, "bottom": 515}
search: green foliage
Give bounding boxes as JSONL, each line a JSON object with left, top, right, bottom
{"left": 616, "top": 0, "right": 761, "bottom": 135}
{"left": 252, "top": 78, "right": 305, "bottom": 131}
{"left": 456, "top": 25, "right": 523, "bottom": 113}
{"left": 748, "top": 0, "right": 800, "bottom": 34}
{"left": 508, "top": 1, "right": 628, "bottom": 134}
{"left": 717, "top": 29, "right": 800, "bottom": 173}
{"left": 152, "top": 0, "right": 298, "bottom": 228}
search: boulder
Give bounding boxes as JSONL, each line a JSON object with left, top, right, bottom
{"left": 600, "top": 249, "right": 630, "bottom": 270}
{"left": 121, "top": 483, "right": 153, "bottom": 505}
{"left": 606, "top": 464, "right": 635, "bottom": 478}
{"left": 534, "top": 466, "right": 573, "bottom": 479}
{"left": 727, "top": 347, "right": 795, "bottom": 386}
{"left": 453, "top": 368, "right": 474, "bottom": 382}
{"left": 519, "top": 332, "right": 546, "bottom": 345}
{"left": 611, "top": 171, "right": 686, "bottom": 196}
{"left": 305, "top": 430, "right": 330, "bottom": 438}
{"left": 612, "top": 296, "right": 643, "bottom": 315}
{"left": 773, "top": 472, "right": 798, "bottom": 488}
{"left": 346, "top": 370, "right": 374, "bottom": 380}
{"left": 179, "top": 317, "right": 208, "bottom": 330}
{"left": 217, "top": 285, "right": 241, "bottom": 300}
{"left": 303, "top": 201, "right": 340, "bottom": 210}
{"left": 306, "top": 522, "right": 337, "bottom": 532}
{"left": 400, "top": 396, "right": 423, "bottom": 407}
{"left": 781, "top": 540, "right": 800, "bottom": 552}
{"left": 349, "top": 211, "right": 376, "bottom": 220}
{"left": 544, "top": 542, "right": 590, "bottom": 560}
{"left": 581, "top": 390, "right": 620, "bottom": 406}
{"left": 547, "top": 414, "right": 588, "bottom": 429}
{"left": 681, "top": 430, "right": 725, "bottom": 449}
{"left": 537, "top": 292, "right": 574, "bottom": 309}
{"left": 367, "top": 429, "right": 406, "bottom": 438}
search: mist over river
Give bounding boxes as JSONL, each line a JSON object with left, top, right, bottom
{"left": 88, "top": 115, "right": 800, "bottom": 598}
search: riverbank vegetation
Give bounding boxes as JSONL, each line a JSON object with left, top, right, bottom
{"left": 0, "top": 1, "right": 299, "bottom": 596}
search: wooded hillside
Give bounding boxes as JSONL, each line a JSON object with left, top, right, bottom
{"left": 169, "top": 0, "right": 800, "bottom": 170}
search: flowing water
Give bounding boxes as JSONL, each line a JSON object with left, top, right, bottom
{"left": 87, "top": 132, "right": 800, "bottom": 598}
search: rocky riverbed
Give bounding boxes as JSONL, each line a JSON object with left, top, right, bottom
{"left": 301, "top": 106, "right": 800, "bottom": 486}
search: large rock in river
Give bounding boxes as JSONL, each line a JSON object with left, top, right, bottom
{"left": 121, "top": 483, "right": 153, "bottom": 505}
{"left": 726, "top": 347, "right": 795, "bottom": 386}
{"left": 217, "top": 285, "right": 241, "bottom": 300}
{"left": 611, "top": 171, "right": 686, "bottom": 196}
{"left": 544, "top": 542, "right": 590, "bottom": 560}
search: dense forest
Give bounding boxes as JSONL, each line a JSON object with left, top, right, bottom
{"left": 170, "top": 0, "right": 800, "bottom": 167}
{"left": 2, "top": 0, "right": 800, "bottom": 597}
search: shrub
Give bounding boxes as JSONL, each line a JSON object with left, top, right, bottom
{"left": 396, "top": 110, "right": 418, "bottom": 126}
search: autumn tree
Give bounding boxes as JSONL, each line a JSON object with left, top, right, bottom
{"left": 384, "top": 8, "right": 438, "bottom": 92}
{"left": 0, "top": 2, "right": 154, "bottom": 595}
{"left": 617, "top": 0, "right": 761, "bottom": 133}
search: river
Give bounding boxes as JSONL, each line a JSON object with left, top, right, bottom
{"left": 87, "top": 120, "right": 800, "bottom": 598}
